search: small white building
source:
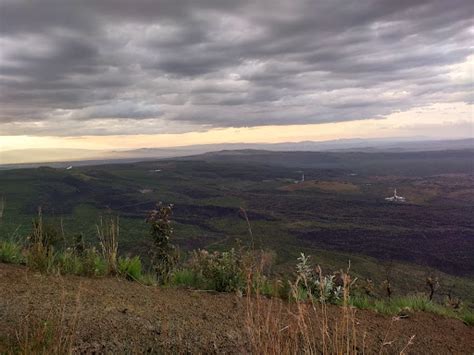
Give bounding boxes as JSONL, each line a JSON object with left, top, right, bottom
{"left": 385, "top": 189, "right": 406, "bottom": 202}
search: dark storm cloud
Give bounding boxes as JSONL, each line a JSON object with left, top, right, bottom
{"left": 0, "top": 0, "right": 472, "bottom": 135}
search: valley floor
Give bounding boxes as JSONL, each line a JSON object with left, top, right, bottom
{"left": 0, "top": 263, "right": 472, "bottom": 354}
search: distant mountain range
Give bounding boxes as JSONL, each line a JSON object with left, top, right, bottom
{"left": 1, "top": 137, "right": 472, "bottom": 168}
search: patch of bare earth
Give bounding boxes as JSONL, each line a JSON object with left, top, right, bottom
{"left": 0, "top": 263, "right": 473, "bottom": 354}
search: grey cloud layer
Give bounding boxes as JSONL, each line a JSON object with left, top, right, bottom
{"left": 0, "top": 0, "right": 472, "bottom": 135}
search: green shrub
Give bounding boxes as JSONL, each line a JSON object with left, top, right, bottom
{"left": 118, "top": 256, "right": 142, "bottom": 281}
{"left": 81, "top": 248, "right": 107, "bottom": 277}
{"left": 294, "top": 253, "right": 343, "bottom": 304}
{"left": 189, "top": 249, "right": 246, "bottom": 292}
{"left": 0, "top": 240, "right": 24, "bottom": 264}
{"left": 55, "top": 249, "right": 82, "bottom": 275}
{"left": 26, "top": 245, "right": 55, "bottom": 273}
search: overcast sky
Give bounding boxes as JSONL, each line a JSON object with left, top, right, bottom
{"left": 0, "top": 0, "right": 473, "bottom": 145}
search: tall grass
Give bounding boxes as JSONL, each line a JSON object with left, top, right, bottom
{"left": 244, "top": 263, "right": 418, "bottom": 354}
{"left": 26, "top": 208, "right": 55, "bottom": 273}
{"left": 96, "top": 216, "right": 119, "bottom": 275}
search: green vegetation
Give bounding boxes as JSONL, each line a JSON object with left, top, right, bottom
{"left": 348, "top": 294, "right": 474, "bottom": 325}
{"left": 462, "top": 312, "right": 474, "bottom": 326}
{"left": 0, "top": 240, "right": 23, "bottom": 264}
{"left": 139, "top": 272, "right": 158, "bottom": 286}
{"left": 118, "top": 256, "right": 142, "bottom": 281}
{"left": 0, "top": 151, "right": 473, "bottom": 326}
{"left": 1, "top": 154, "right": 472, "bottom": 308}
{"left": 55, "top": 249, "right": 83, "bottom": 275}
{"left": 185, "top": 249, "right": 246, "bottom": 292}
{"left": 1, "top": 151, "right": 473, "bottom": 353}
{"left": 1, "top": 202, "right": 473, "bottom": 326}
{"left": 293, "top": 253, "right": 343, "bottom": 303}
{"left": 171, "top": 268, "right": 205, "bottom": 289}
{"left": 0, "top": 233, "right": 472, "bottom": 326}
{"left": 78, "top": 248, "right": 108, "bottom": 277}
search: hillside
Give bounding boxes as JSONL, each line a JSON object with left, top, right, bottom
{"left": 1, "top": 263, "right": 473, "bottom": 353}
{"left": 1, "top": 150, "right": 473, "bottom": 306}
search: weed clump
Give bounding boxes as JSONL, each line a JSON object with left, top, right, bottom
{"left": 55, "top": 249, "right": 83, "bottom": 275}
{"left": 0, "top": 240, "right": 23, "bottom": 264}
{"left": 294, "top": 253, "right": 343, "bottom": 304}
{"left": 26, "top": 209, "right": 59, "bottom": 273}
{"left": 118, "top": 256, "right": 142, "bottom": 281}
{"left": 80, "top": 247, "right": 107, "bottom": 277}
{"left": 462, "top": 312, "right": 474, "bottom": 326}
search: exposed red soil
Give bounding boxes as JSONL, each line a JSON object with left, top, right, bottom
{"left": 0, "top": 263, "right": 473, "bottom": 354}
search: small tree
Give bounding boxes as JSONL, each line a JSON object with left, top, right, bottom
{"left": 146, "top": 202, "right": 176, "bottom": 283}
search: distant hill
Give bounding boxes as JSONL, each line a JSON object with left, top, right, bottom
{"left": 1, "top": 137, "right": 472, "bottom": 168}
{"left": 179, "top": 149, "right": 474, "bottom": 176}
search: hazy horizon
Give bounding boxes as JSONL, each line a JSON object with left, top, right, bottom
{"left": 1, "top": 136, "right": 473, "bottom": 165}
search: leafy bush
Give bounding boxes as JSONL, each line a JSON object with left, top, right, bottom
{"left": 118, "top": 256, "right": 142, "bottom": 281}
{"left": 189, "top": 249, "right": 245, "bottom": 292}
{"left": 0, "top": 240, "right": 24, "bottom": 264}
{"left": 295, "top": 253, "right": 343, "bottom": 304}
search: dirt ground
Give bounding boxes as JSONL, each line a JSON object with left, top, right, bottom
{"left": 0, "top": 263, "right": 473, "bottom": 354}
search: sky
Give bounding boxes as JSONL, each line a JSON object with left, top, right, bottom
{"left": 0, "top": 0, "right": 473, "bottom": 155}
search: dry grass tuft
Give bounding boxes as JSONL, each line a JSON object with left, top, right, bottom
{"left": 96, "top": 216, "right": 119, "bottom": 275}
{"left": 245, "top": 263, "right": 416, "bottom": 354}
{"left": 12, "top": 285, "right": 82, "bottom": 354}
